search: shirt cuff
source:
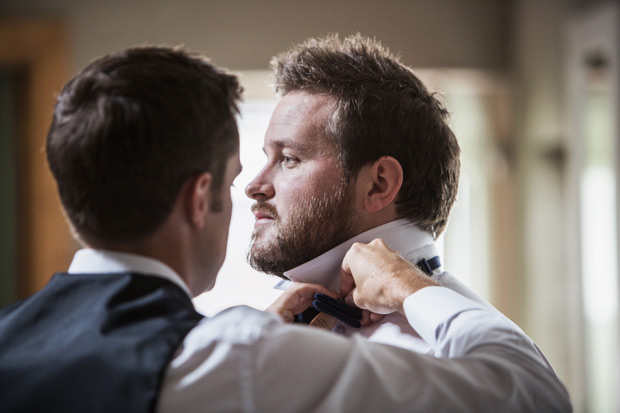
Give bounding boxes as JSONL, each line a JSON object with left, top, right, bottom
{"left": 403, "top": 286, "right": 484, "bottom": 346}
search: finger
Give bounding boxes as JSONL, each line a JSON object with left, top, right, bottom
{"left": 369, "top": 312, "right": 385, "bottom": 323}
{"left": 309, "top": 312, "right": 338, "bottom": 330}
{"left": 343, "top": 289, "right": 357, "bottom": 308}
{"left": 266, "top": 288, "right": 315, "bottom": 320}
{"left": 278, "top": 309, "right": 296, "bottom": 323}
{"left": 288, "top": 285, "right": 339, "bottom": 315}
{"left": 359, "top": 309, "right": 372, "bottom": 327}
{"left": 286, "top": 297, "right": 317, "bottom": 316}
{"left": 266, "top": 306, "right": 296, "bottom": 323}
{"left": 359, "top": 310, "right": 386, "bottom": 327}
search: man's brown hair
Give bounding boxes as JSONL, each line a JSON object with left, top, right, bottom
{"left": 46, "top": 47, "right": 241, "bottom": 246}
{"left": 271, "top": 34, "right": 460, "bottom": 236}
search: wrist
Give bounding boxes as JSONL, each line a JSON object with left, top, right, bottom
{"left": 395, "top": 271, "right": 438, "bottom": 315}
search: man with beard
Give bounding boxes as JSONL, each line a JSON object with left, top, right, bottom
{"left": 246, "top": 34, "right": 571, "bottom": 406}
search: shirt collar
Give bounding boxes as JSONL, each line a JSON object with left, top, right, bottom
{"left": 282, "top": 219, "right": 440, "bottom": 291}
{"left": 68, "top": 248, "right": 192, "bottom": 298}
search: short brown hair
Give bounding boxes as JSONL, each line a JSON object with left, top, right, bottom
{"left": 46, "top": 47, "right": 241, "bottom": 245}
{"left": 271, "top": 34, "right": 460, "bottom": 236}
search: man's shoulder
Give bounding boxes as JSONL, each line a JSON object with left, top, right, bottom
{"left": 189, "top": 305, "right": 281, "bottom": 345}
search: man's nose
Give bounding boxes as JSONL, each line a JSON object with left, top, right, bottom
{"left": 245, "top": 170, "right": 275, "bottom": 200}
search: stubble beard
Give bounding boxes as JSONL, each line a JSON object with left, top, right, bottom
{"left": 247, "top": 178, "right": 356, "bottom": 277}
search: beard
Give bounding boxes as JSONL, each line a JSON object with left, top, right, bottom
{"left": 247, "top": 178, "right": 357, "bottom": 277}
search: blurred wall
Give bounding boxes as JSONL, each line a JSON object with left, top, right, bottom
{"left": 0, "top": 0, "right": 512, "bottom": 72}
{"left": 512, "top": 0, "right": 576, "bottom": 402}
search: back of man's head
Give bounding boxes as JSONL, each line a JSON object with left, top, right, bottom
{"left": 271, "top": 34, "right": 460, "bottom": 237}
{"left": 46, "top": 47, "right": 241, "bottom": 247}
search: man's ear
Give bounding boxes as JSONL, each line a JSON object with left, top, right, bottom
{"left": 360, "top": 156, "right": 403, "bottom": 213}
{"left": 184, "top": 172, "right": 212, "bottom": 228}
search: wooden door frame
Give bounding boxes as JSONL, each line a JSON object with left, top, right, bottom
{"left": 0, "top": 19, "right": 73, "bottom": 296}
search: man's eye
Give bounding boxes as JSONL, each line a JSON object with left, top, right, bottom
{"left": 281, "top": 156, "right": 299, "bottom": 167}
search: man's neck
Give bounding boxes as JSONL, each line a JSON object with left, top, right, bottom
{"left": 90, "top": 224, "right": 196, "bottom": 295}
{"left": 68, "top": 248, "right": 193, "bottom": 298}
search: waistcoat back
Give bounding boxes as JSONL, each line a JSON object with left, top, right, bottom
{"left": 0, "top": 272, "right": 203, "bottom": 413}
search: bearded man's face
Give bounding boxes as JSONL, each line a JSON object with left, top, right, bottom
{"left": 245, "top": 92, "right": 358, "bottom": 276}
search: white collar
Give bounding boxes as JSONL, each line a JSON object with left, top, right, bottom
{"left": 282, "top": 219, "right": 440, "bottom": 291}
{"left": 68, "top": 248, "right": 192, "bottom": 298}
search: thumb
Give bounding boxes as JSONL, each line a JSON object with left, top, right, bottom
{"left": 309, "top": 312, "right": 338, "bottom": 331}
{"left": 343, "top": 289, "right": 356, "bottom": 307}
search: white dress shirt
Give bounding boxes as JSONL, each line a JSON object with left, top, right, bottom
{"left": 280, "top": 219, "right": 539, "bottom": 356}
{"left": 68, "top": 248, "right": 570, "bottom": 412}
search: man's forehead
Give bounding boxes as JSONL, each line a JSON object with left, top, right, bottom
{"left": 265, "top": 92, "right": 338, "bottom": 155}
{"left": 277, "top": 90, "right": 336, "bottom": 115}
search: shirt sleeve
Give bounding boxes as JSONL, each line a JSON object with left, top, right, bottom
{"left": 158, "top": 300, "right": 572, "bottom": 413}
{"left": 251, "top": 287, "right": 571, "bottom": 412}
{"left": 403, "top": 286, "right": 548, "bottom": 360}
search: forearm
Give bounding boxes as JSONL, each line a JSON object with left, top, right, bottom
{"left": 253, "top": 324, "right": 571, "bottom": 412}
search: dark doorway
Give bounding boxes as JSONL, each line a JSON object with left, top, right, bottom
{"left": 0, "top": 71, "right": 18, "bottom": 306}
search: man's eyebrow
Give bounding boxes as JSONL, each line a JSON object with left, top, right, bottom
{"left": 266, "top": 138, "right": 313, "bottom": 155}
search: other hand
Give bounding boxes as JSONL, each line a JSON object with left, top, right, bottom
{"left": 266, "top": 282, "right": 339, "bottom": 330}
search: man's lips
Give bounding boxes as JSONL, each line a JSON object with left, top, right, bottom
{"left": 254, "top": 212, "right": 274, "bottom": 223}
{"left": 251, "top": 203, "right": 278, "bottom": 226}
